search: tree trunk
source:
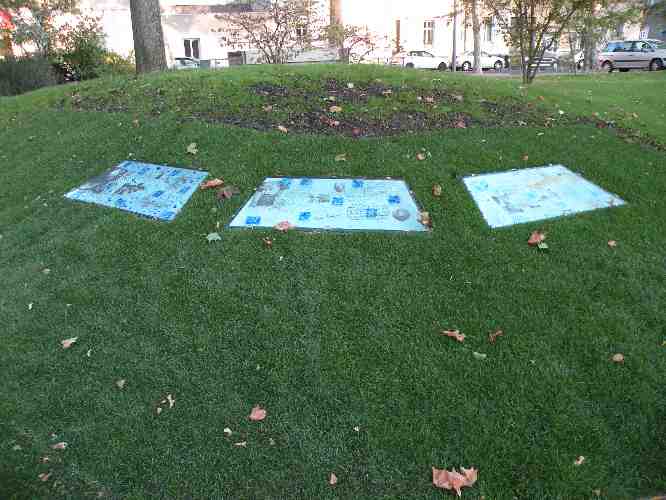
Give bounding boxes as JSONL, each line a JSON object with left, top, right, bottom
{"left": 129, "top": 0, "right": 167, "bottom": 74}
{"left": 452, "top": 0, "right": 458, "bottom": 72}
{"left": 471, "top": 0, "right": 482, "bottom": 73}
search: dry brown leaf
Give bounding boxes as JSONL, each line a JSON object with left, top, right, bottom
{"left": 608, "top": 240, "right": 617, "bottom": 248}
{"left": 61, "top": 337, "right": 78, "bottom": 349}
{"left": 419, "top": 211, "right": 432, "bottom": 229}
{"left": 274, "top": 221, "right": 294, "bottom": 232}
{"left": 234, "top": 441, "right": 247, "bottom": 447}
{"left": 262, "top": 105, "right": 273, "bottom": 112}
{"left": 217, "top": 186, "right": 240, "bottom": 201}
{"left": 51, "top": 442, "right": 67, "bottom": 450}
{"left": 262, "top": 237, "right": 273, "bottom": 249}
{"left": 200, "top": 178, "right": 224, "bottom": 190}
{"left": 528, "top": 231, "right": 546, "bottom": 246}
{"left": 186, "top": 143, "right": 198, "bottom": 155}
{"left": 329, "top": 105, "right": 343, "bottom": 113}
{"left": 276, "top": 125, "right": 289, "bottom": 134}
{"left": 441, "top": 330, "right": 465, "bottom": 343}
{"left": 115, "top": 379, "right": 126, "bottom": 390}
{"left": 223, "top": 427, "right": 232, "bottom": 437}
{"left": 574, "top": 456, "right": 586, "bottom": 466}
{"left": 432, "top": 184, "right": 442, "bottom": 197}
{"left": 538, "top": 95, "right": 545, "bottom": 101}
{"left": 416, "top": 152, "right": 426, "bottom": 161}
{"left": 454, "top": 119, "right": 467, "bottom": 129}
{"left": 612, "top": 353, "right": 625, "bottom": 363}
{"left": 432, "top": 466, "right": 478, "bottom": 496}
{"left": 329, "top": 473, "right": 338, "bottom": 486}
{"left": 38, "top": 472, "right": 52, "bottom": 482}
{"left": 522, "top": 154, "right": 529, "bottom": 161}
{"left": 335, "top": 154, "right": 347, "bottom": 162}
{"left": 249, "top": 405, "right": 267, "bottom": 421}
{"left": 488, "top": 329, "right": 504, "bottom": 344}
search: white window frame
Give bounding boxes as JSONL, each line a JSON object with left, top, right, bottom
{"left": 423, "top": 20, "right": 434, "bottom": 46}
{"left": 184, "top": 38, "right": 201, "bottom": 59}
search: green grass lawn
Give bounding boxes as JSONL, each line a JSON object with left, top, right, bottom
{"left": 1, "top": 65, "right": 665, "bottom": 499}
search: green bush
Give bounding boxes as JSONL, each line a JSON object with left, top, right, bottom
{"left": 0, "top": 57, "right": 57, "bottom": 96}
{"left": 97, "top": 51, "right": 136, "bottom": 77}
{"left": 59, "top": 16, "right": 106, "bottom": 80}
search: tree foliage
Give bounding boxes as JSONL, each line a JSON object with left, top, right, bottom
{"left": 324, "top": 23, "right": 378, "bottom": 63}
{"left": 215, "top": 0, "right": 325, "bottom": 64}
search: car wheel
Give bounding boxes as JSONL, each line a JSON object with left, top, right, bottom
{"left": 461, "top": 61, "right": 472, "bottom": 71}
{"left": 649, "top": 58, "right": 664, "bottom": 71}
{"left": 493, "top": 60, "right": 503, "bottom": 71}
{"left": 602, "top": 61, "right": 614, "bottom": 73}
{"left": 438, "top": 62, "right": 448, "bottom": 71}
{"left": 405, "top": 62, "right": 415, "bottom": 69}
{"left": 619, "top": 68, "right": 630, "bottom": 73}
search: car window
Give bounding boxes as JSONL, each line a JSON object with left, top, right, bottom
{"left": 423, "top": 51, "right": 434, "bottom": 57}
{"left": 634, "top": 42, "right": 653, "bottom": 52}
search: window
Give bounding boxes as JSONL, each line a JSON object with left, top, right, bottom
{"left": 295, "top": 26, "right": 307, "bottom": 39}
{"left": 184, "top": 38, "right": 200, "bottom": 59}
{"left": 423, "top": 20, "right": 434, "bottom": 46}
{"left": 484, "top": 18, "right": 493, "bottom": 42}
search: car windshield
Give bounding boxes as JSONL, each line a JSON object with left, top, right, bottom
{"left": 651, "top": 41, "right": 666, "bottom": 50}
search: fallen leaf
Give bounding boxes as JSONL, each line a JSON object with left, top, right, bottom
{"left": 61, "top": 337, "right": 78, "bottom": 349}
{"left": 538, "top": 95, "right": 545, "bottom": 101}
{"left": 353, "top": 426, "right": 360, "bottom": 432}
{"left": 522, "top": 154, "right": 529, "bottom": 161}
{"left": 262, "top": 105, "right": 273, "bottom": 112}
{"left": 262, "top": 237, "right": 273, "bottom": 249}
{"left": 424, "top": 96, "right": 435, "bottom": 104}
{"left": 186, "top": 143, "right": 198, "bottom": 155}
{"left": 335, "top": 153, "right": 347, "bottom": 162}
{"left": 416, "top": 152, "right": 426, "bottom": 161}
{"left": 451, "top": 94, "right": 464, "bottom": 103}
{"left": 28, "top": 302, "right": 33, "bottom": 310}
{"left": 12, "top": 444, "right": 22, "bottom": 451}
{"left": 347, "top": 82, "right": 355, "bottom": 89}
{"left": 488, "top": 329, "right": 504, "bottom": 344}
{"left": 611, "top": 353, "right": 625, "bottom": 363}
{"left": 441, "top": 330, "right": 465, "bottom": 343}
{"left": 473, "top": 351, "right": 487, "bottom": 360}
{"left": 86, "top": 349, "right": 92, "bottom": 357}
{"left": 217, "top": 186, "right": 240, "bottom": 201}
{"left": 537, "top": 241, "right": 549, "bottom": 251}
{"left": 432, "top": 184, "right": 442, "bottom": 197}
{"left": 249, "top": 405, "right": 267, "bottom": 421}
{"left": 51, "top": 442, "right": 67, "bottom": 450}
{"left": 432, "top": 466, "right": 477, "bottom": 496}
{"left": 42, "top": 268, "right": 51, "bottom": 275}
{"left": 276, "top": 125, "right": 289, "bottom": 134}
{"left": 558, "top": 109, "right": 565, "bottom": 115}
{"left": 200, "top": 178, "right": 224, "bottom": 190}
{"left": 592, "top": 489, "right": 601, "bottom": 497}
{"left": 574, "top": 456, "right": 586, "bottom": 466}
{"left": 166, "top": 394, "right": 175, "bottom": 408}
{"left": 269, "top": 437, "right": 276, "bottom": 445}
{"left": 528, "top": 231, "right": 546, "bottom": 246}
{"left": 206, "top": 232, "right": 222, "bottom": 242}
{"left": 115, "top": 379, "right": 126, "bottom": 390}
{"left": 132, "top": 119, "right": 140, "bottom": 127}
{"left": 608, "top": 240, "right": 617, "bottom": 248}
{"left": 329, "top": 105, "right": 343, "bottom": 113}
{"left": 274, "top": 221, "right": 294, "bottom": 232}
{"left": 38, "top": 472, "right": 52, "bottom": 482}
{"left": 234, "top": 441, "right": 247, "bottom": 447}
{"left": 223, "top": 427, "right": 232, "bottom": 437}
{"left": 156, "top": 407, "right": 163, "bottom": 415}
{"left": 419, "top": 211, "right": 432, "bottom": 229}
{"left": 351, "top": 127, "right": 362, "bottom": 138}
{"left": 329, "top": 473, "right": 338, "bottom": 486}
{"left": 454, "top": 119, "right": 467, "bottom": 129}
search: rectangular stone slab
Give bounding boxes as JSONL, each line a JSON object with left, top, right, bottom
{"left": 229, "top": 177, "right": 428, "bottom": 232}
{"left": 463, "top": 165, "right": 626, "bottom": 228}
{"left": 65, "top": 161, "right": 208, "bottom": 221}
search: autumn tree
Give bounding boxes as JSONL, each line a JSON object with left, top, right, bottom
{"left": 129, "top": 0, "right": 166, "bottom": 74}
{"left": 324, "top": 23, "right": 378, "bottom": 63}
{"left": 215, "top": 0, "right": 324, "bottom": 64}
{"left": 1, "top": 0, "right": 78, "bottom": 56}
{"left": 484, "top": 0, "right": 592, "bottom": 83}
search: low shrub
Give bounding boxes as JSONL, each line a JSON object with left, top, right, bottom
{"left": 0, "top": 56, "right": 57, "bottom": 96}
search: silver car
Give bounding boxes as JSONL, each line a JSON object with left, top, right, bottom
{"left": 598, "top": 39, "right": 666, "bottom": 72}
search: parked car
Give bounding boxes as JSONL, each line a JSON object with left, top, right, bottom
{"left": 391, "top": 50, "right": 449, "bottom": 70}
{"left": 598, "top": 39, "right": 666, "bottom": 72}
{"left": 457, "top": 51, "right": 506, "bottom": 71}
{"left": 173, "top": 57, "right": 200, "bottom": 70}
{"left": 525, "top": 52, "right": 559, "bottom": 71}
{"left": 555, "top": 49, "right": 585, "bottom": 70}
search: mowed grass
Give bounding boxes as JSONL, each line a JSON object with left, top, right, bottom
{"left": 1, "top": 64, "right": 665, "bottom": 499}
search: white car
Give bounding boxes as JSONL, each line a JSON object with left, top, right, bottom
{"left": 457, "top": 51, "right": 506, "bottom": 71}
{"left": 173, "top": 57, "right": 200, "bottom": 70}
{"left": 599, "top": 39, "right": 666, "bottom": 72}
{"left": 391, "top": 50, "right": 449, "bottom": 70}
